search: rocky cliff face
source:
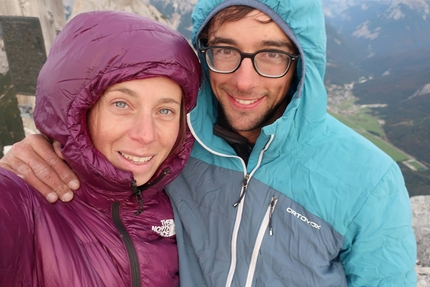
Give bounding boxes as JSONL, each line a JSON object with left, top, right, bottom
{"left": 0, "top": 0, "right": 66, "bottom": 155}
{"left": 0, "top": 0, "right": 66, "bottom": 55}
{"left": 0, "top": 0, "right": 172, "bottom": 56}
{"left": 69, "top": 0, "right": 171, "bottom": 27}
{"left": 412, "top": 196, "right": 430, "bottom": 287}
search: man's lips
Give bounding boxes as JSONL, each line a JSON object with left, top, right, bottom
{"left": 234, "top": 98, "right": 259, "bottom": 105}
{"left": 230, "top": 94, "right": 264, "bottom": 109}
{"left": 119, "top": 151, "right": 153, "bottom": 165}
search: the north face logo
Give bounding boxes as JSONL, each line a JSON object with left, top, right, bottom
{"left": 152, "top": 219, "right": 175, "bottom": 237}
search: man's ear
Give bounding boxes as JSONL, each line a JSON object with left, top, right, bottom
{"left": 53, "top": 141, "right": 65, "bottom": 160}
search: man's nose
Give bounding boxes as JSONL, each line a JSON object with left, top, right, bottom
{"left": 231, "top": 58, "right": 260, "bottom": 91}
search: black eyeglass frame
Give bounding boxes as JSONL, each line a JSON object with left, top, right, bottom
{"left": 200, "top": 46, "right": 300, "bottom": 79}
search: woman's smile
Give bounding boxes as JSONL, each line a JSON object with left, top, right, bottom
{"left": 119, "top": 151, "right": 153, "bottom": 165}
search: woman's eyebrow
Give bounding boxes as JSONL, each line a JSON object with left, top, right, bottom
{"left": 158, "top": 98, "right": 181, "bottom": 105}
{"left": 107, "top": 88, "right": 181, "bottom": 105}
{"left": 108, "top": 88, "right": 138, "bottom": 97}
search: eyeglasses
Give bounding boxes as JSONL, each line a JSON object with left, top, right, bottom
{"left": 200, "top": 46, "right": 300, "bottom": 78}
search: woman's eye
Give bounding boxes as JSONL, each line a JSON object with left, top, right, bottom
{"left": 159, "top": 108, "right": 173, "bottom": 115}
{"left": 114, "top": 101, "right": 127, "bottom": 108}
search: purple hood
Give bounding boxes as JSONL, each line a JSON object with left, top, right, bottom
{"left": 34, "top": 11, "right": 201, "bottom": 206}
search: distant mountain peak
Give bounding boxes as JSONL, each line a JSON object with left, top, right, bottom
{"left": 410, "top": 83, "right": 430, "bottom": 99}
{"left": 323, "top": 0, "right": 430, "bottom": 19}
{"left": 352, "top": 21, "right": 381, "bottom": 39}
{"left": 387, "top": 0, "right": 430, "bottom": 20}
{"left": 391, "top": 0, "right": 429, "bottom": 11}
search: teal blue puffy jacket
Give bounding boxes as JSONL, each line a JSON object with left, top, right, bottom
{"left": 166, "top": 0, "right": 417, "bottom": 286}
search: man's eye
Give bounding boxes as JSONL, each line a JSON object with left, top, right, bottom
{"left": 258, "top": 51, "right": 288, "bottom": 63}
{"left": 264, "top": 52, "right": 288, "bottom": 60}
{"left": 220, "top": 48, "right": 233, "bottom": 55}
{"left": 214, "top": 48, "right": 234, "bottom": 56}
{"left": 267, "top": 52, "right": 281, "bottom": 58}
{"left": 114, "top": 101, "right": 127, "bottom": 108}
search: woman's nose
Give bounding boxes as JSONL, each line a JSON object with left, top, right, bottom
{"left": 130, "top": 114, "right": 156, "bottom": 144}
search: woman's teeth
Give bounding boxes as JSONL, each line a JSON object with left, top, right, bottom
{"left": 120, "top": 152, "right": 152, "bottom": 164}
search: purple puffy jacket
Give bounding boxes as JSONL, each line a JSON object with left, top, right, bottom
{"left": 0, "top": 10, "right": 201, "bottom": 287}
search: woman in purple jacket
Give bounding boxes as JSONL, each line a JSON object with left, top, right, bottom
{"left": 0, "top": 10, "right": 201, "bottom": 287}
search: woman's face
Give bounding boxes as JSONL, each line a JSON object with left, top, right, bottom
{"left": 88, "top": 77, "right": 183, "bottom": 186}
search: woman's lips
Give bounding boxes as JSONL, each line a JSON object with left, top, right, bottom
{"left": 119, "top": 151, "right": 153, "bottom": 165}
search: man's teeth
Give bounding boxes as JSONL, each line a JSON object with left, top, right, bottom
{"left": 120, "top": 152, "right": 152, "bottom": 164}
{"left": 235, "top": 98, "right": 258, "bottom": 105}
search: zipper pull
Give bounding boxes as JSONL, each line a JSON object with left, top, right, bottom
{"left": 233, "top": 174, "right": 250, "bottom": 207}
{"left": 132, "top": 180, "right": 144, "bottom": 216}
{"left": 269, "top": 197, "right": 277, "bottom": 236}
{"left": 130, "top": 168, "right": 170, "bottom": 216}
{"left": 134, "top": 191, "right": 144, "bottom": 215}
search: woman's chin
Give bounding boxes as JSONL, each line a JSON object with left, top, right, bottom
{"left": 132, "top": 174, "right": 153, "bottom": 186}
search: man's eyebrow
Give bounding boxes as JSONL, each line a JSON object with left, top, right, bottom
{"left": 208, "top": 37, "right": 296, "bottom": 52}
{"left": 262, "top": 40, "right": 296, "bottom": 52}
{"left": 207, "top": 37, "right": 236, "bottom": 46}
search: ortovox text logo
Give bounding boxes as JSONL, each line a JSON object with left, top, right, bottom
{"left": 286, "top": 207, "right": 321, "bottom": 230}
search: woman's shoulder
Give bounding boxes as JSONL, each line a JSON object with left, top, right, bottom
{"left": 0, "top": 167, "right": 37, "bottom": 194}
{"left": 0, "top": 168, "right": 45, "bottom": 283}
{"left": 0, "top": 167, "right": 45, "bottom": 215}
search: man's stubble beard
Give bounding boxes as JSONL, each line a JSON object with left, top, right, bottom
{"left": 220, "top": 95, "right": 289, "bottom": 134}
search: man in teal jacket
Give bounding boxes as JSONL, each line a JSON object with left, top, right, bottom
{"left": 0, "top": 0, "right": 417, "bottom": 286}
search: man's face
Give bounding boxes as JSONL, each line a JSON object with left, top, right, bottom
{"left": 207, "top": 10, "right": 297, "bottom": 143}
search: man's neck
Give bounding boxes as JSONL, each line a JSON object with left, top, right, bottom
{"left": 215, "top": 107, "right": 261, "bottom": 144}
{"left": 213, "top": 123, "right": 254, "bottom": 165}
{"left": 237, "top": 130, "right": 260, "bottom": 145}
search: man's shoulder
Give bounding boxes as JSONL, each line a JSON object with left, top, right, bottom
{"left": 307, "top": 118, "right": 394, "bottom": 167}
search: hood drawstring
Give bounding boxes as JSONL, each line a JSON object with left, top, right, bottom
{"left": 132, "top": 168, "right": 171, "bottom": 216}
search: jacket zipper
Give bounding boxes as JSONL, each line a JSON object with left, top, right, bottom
{"left": 111, "top": 168, "right": 171, "bottom": 286}
{"left": 233, "top": 174, "right": 250, "bottom": 207}
{"left": 112, "top": 202, "right": 141, "bottom": 287}
{"left": 133, "top": 168, "right": 170, "bottom": 215}
{"left": 225, "top": 135, "right": 275, "bottom": 287}
{"left": 187, "top": 114, "right": 278, "bottom": 287}
{"left": 245, "top": 197, "right": 278, "bottom": 287}
{"left": 269, "top": 197, "right": 277, "bottom": 236}
{"left": 132, "top": 180, "right": 144, "bottom": 216}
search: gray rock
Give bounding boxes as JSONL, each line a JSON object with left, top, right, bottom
{"left": 411, "top": 196, "right": 430, "bottom": 286}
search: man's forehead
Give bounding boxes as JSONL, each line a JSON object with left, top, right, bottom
{"left": 249, "top": 9, "right": 272, "bottom": 21}
{"left": 212, "top": 8, "right": 271, "bottom": 26}
{"left": 207, "top": 8, "right": 295, "bottom": 51}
